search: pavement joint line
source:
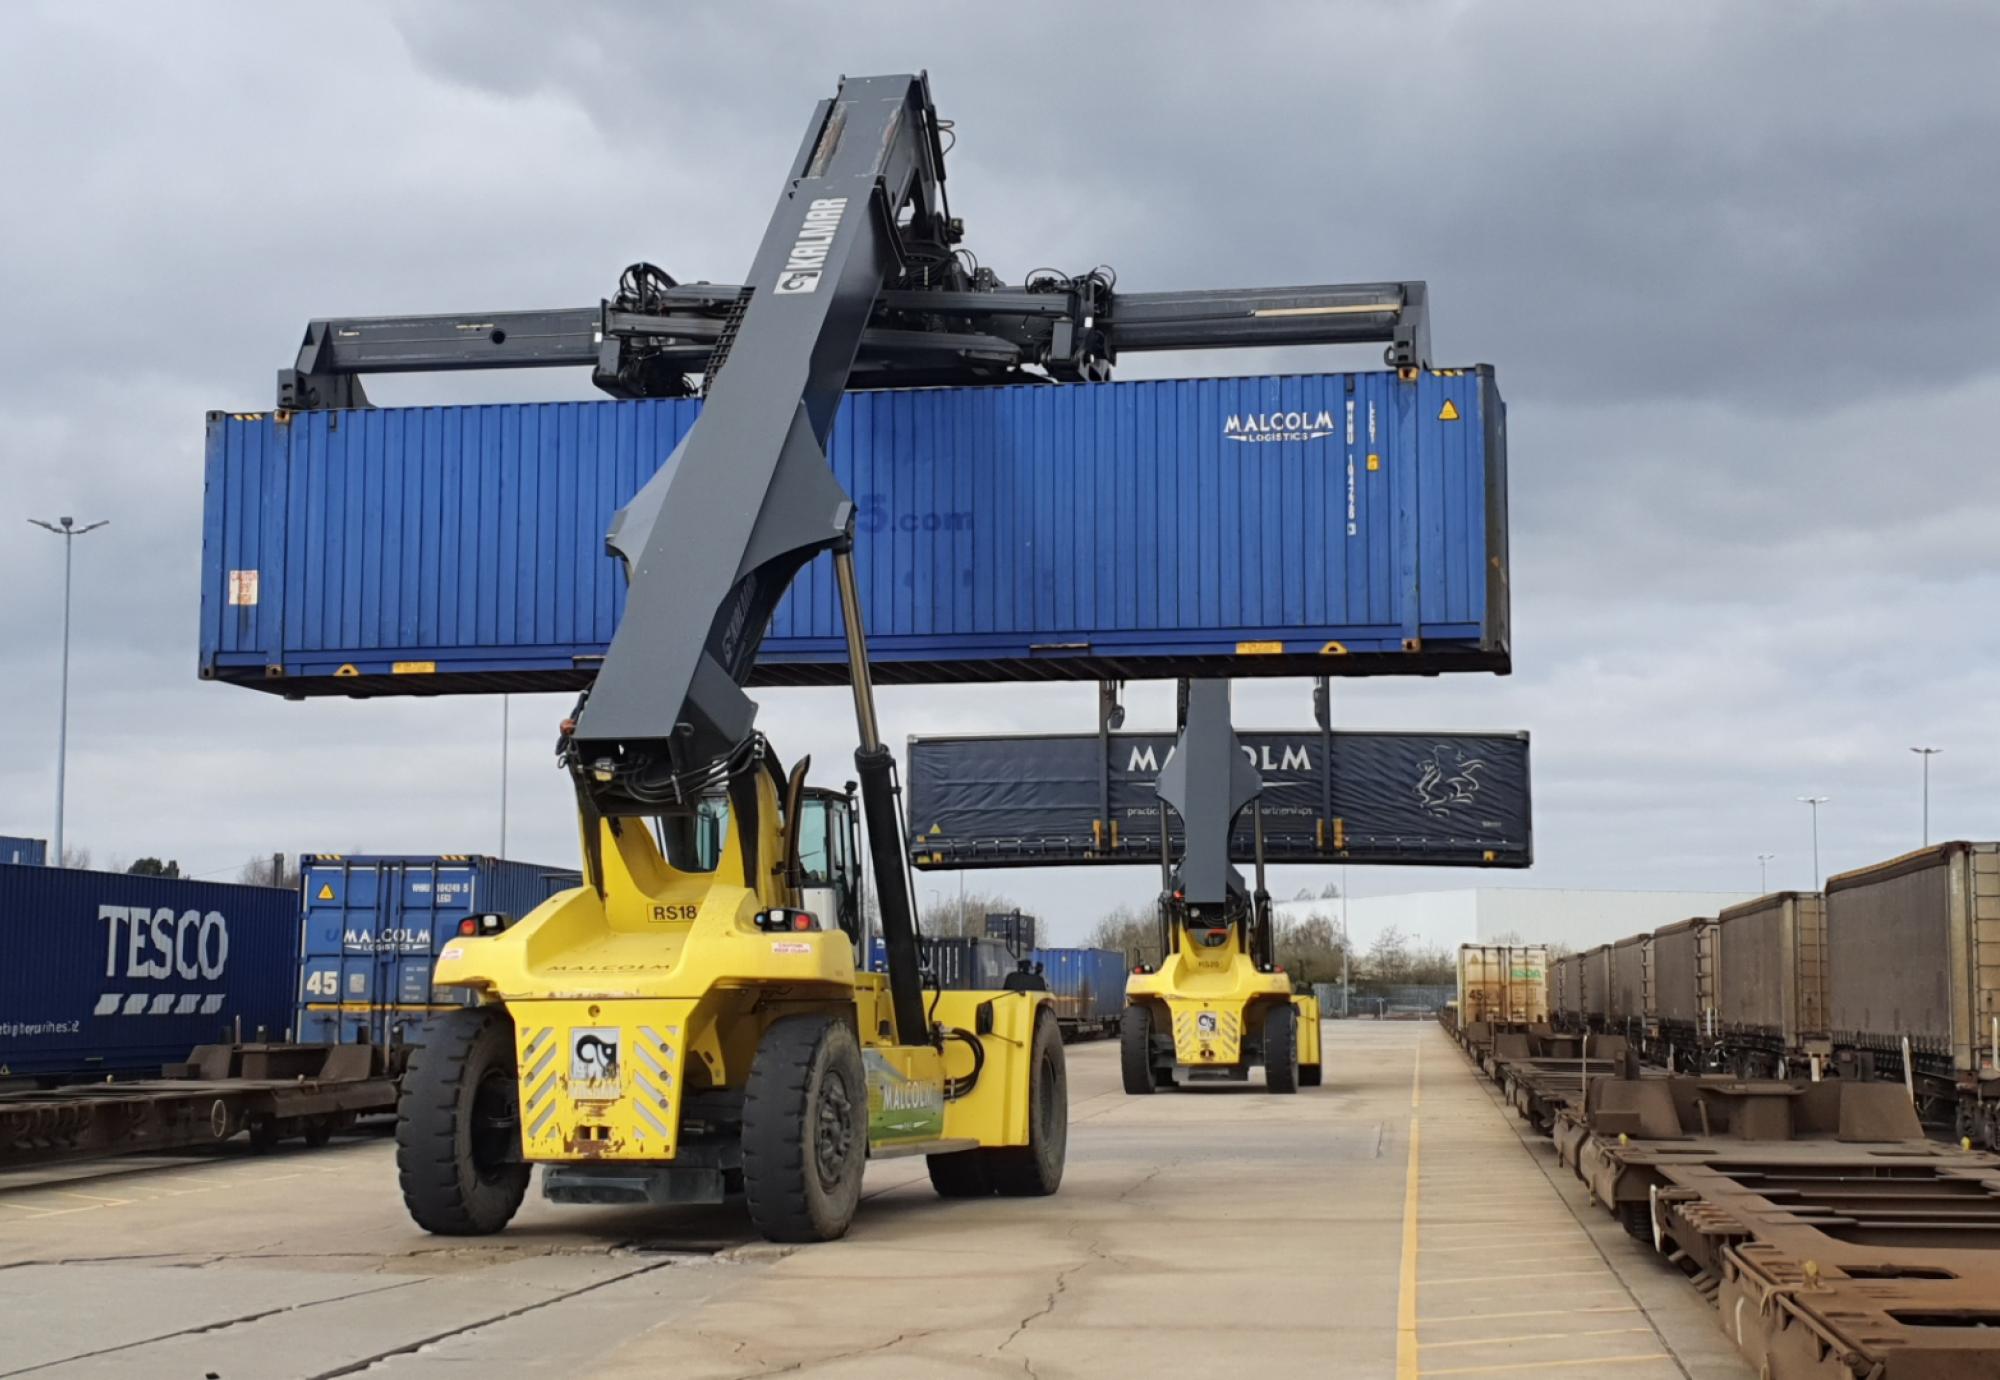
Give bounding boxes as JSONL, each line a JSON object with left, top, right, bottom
{"left": 1422, "top": 1352, "right": 1671, "bottom": 1377}
{"left": 1396, "top": 1039, "right": 1422, "bottom": 1380}
{"left": 1421, "top": 1305, "right": 1641, "bottom": 1324}
{"left": 1420, "top": 1237, "right": 1594, "bottom": 1253}
{"left": 1419, "top": 1326, "right": 1653, "bottom": 1350}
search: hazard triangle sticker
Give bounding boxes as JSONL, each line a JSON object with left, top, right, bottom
{"left": 316, "top": 883, "right": 335, "bottom": 901}
{"left": 1437, "top": 399, "right": 1461, "bottom": 421}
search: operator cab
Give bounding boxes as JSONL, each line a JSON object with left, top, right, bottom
{"left": 648, "top": 780, "right": 867, "bottom": 960}
{"left": 794, "top": 785, "right": 866, "bottom": 955}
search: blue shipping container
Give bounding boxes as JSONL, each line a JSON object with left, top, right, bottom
{"left": 1028, "top": 947, "right": 1128, "bottom": 1033}
{"left": 0, "top": 864, "right": 296, "bottom": 1079}
{"left": 201, "top": 368, "right": 1507, "bottom": 696}
{"left": 0, "top": 836, "right": 47, "bottom": 867}
{"left": 296, "top": 854, "right": 580, "bottom": 1049}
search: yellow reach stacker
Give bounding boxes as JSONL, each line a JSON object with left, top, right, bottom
{"left": 1122, "top": 681, "right": 1324, "bottom": 1093}
{"left": 264, "top": 71, "right": 1428, "bottom": 1240}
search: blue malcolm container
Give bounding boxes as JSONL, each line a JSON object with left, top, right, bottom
{"left": 295, "top": 854, "right": 580, "bottom": 1051}
{"left": 0, "top": 865, "right": 297, "bottom": 1079}
{"left": 200, "top": 368, "right": 1507, "bottom": 695}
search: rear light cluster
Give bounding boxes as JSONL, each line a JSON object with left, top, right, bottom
{"left": 754, "top": 909, "right": 820, "bottom": 933}
{"left": 456, "top": 913, "right": 509, "bottom": 937}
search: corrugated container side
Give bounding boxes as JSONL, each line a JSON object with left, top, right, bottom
{"left": 867, "top": 937, "right": 1013, "bottom": 990}
{"left": 0, "top": 836, "right": 47, "bottom": 867}
{"left": 0, "top": 865, "right": 296, "bottom": 1078}
{"left": 295, "top": 854, "right": 580, "bottom": 1049}
{"left": 1582, "top": 946, "right": 1610, "bottom": 1019}
{"left": 1609, "top": 935, "right": 1648, "bottom": 1024}
{"left": 1651, "top": 919, "right": 1707, "bottom": 1026}
{"left": 1026, "top": 947, "right": 1126, "bottom": 1026}
{"left": 1455, "top": 944, "right": 1547, "bottom": 1024}
{"left": 1795, "top": 893, "right": 1829, "bottom": 1039}
{"left": 200, "top": 369, "right": 1508, "bottom": 695}
{"left": 1827, "top": 848, "right": 1957, "bottom": 1053}
{"left": 1717, "top": 895, "right": 1775, "bottom": 1036}
{"left": 1826, "top": 842, "right": 2000, "bottom": 1071}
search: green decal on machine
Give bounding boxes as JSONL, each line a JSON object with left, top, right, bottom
{"left": 863, "top": 1051, "right": 944, "bottom": 1144}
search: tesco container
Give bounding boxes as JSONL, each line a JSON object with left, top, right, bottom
{"left": 0, "top": 836, "right": 46, "bottom": 867}
{"left": 0, "top": 864, "right": 296, "bottom": 1079}
{"left": 200, "top": 368, "right": 1509, "bottom": 696}
{"left": 296, "top": 854, "right": 579, "bottom": 1050}
{"left": 1028, "top": 947, "right": 1127, "bottom": 1034}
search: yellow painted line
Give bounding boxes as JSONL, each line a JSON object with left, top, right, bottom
{"left": 1396, "top": 1041, "right": 1422, "bottom": 1380}
{"left": 1424, "top": 1354, "right": 1669, "bottom": 1377}
{"left": 1421, "top": 1327, "right": 1650, "bottom": 1351}
{"left": 1421, "top": 1267, "right": 1611, "bottom": 1287}
{"left": 1420, "top": 1305, "right": 1639, "bottom": 1324}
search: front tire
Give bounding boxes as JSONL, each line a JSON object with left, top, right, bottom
{"left": 1264, "top": 1003, "right": 1300, "bottom": 1095}
{"left": 742, "top": 1015, "right": 868, "bottom": 1243}
{"left": 986, "top": 1009, "right": 1067, "bottom": 1197}
{"left": 396, "top": 1007, "right": 530, "bottom": 1236}
{"left": 1121, "top": 1005, "right": 1158, "bottom": 1095}
{"left": 1300, "top": 1061, "right": 1324, "bottom": 1088}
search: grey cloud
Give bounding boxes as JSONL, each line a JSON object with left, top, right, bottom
{"left": 2, "top": 2, "right": 1997, "bottom": 945}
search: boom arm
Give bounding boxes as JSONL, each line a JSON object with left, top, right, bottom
{"left": 277, "top": 280, "right": 1430, "bottom": 409}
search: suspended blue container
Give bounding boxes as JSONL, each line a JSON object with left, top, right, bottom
{"left": 200, "top": 368, "right": 1507, "bottom": 695}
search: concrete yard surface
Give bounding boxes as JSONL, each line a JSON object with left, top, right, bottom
{"left": 0, "top": 1025, "right": 1750, "bottom": 1379}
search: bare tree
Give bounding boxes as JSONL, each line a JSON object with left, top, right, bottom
{"left": 920, "top": 888, "right": 1020, "bottom": 939}
{"left": 239, "top": 853, "right": 302, "bottom": 889}
{"left": 1275, "top": 912, "right": 1346, "bottom": 986}
{"left": 60, "top": 844, "right": 91, "bottom": 869}
{"left": 1089, "top": 902, "right": 1161, "bottom": 966}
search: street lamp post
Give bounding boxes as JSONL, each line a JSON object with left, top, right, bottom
{"left": 1797, "top": 796, "right": 1829, "bottom": 891}
{"left": 1757, "top": 853, "right": 1775, "bottom": 892}
{"left": 29, "top": 516, "right": 108, "bottom": 867}
{"left": 1910, "top": 747, "right": 1942, "bottom": 846}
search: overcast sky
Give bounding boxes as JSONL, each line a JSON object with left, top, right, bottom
{"left": 4, "top": 2, "right": 1997, "bottom": 945}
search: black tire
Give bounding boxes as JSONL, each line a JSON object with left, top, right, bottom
{"left": 247, "top": 1118, "right": 281, "bottom": 1154}
{"left": 395, "top": 1007, "right": 530, "bottom": 1237}
{"left": 927, "top": 1150, "right": 993, "bottom": 1197}
{"left": 1300, "top": 1061, "right": 1324, "bottom": 1088}
{"left": 302, "top": 1117, "right": 335, "bottom": 1148}
{"left": 1265, "top": 1004, "right": 1300, "bottom": 1095}
{"left": 1121, "top": 1005, "right": 1158, "bottom": 1096}
{"left": 986, "top": 1009, "right": 1067, "bottom": 1197}
{"left": 742, "top": 1014, "right": 868, "bottom": 1243}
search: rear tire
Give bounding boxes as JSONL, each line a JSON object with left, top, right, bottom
{"left": 1264, "top": 1004, "right": 1300, "bottom": 1095}
{"left": 986, "top": 1009, "right": 1067, "bottom": 1197}
{"left": 1121, "top": 1005, "right": 1158, "bottom": 1096}
{"left": 396, "top": 1007, "right": 530, "bottom": 1236}
{"left": 742, "top": 1014, "right": 868, "bottom": 1243}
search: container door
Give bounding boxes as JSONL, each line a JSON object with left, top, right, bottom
{"left": 391, "top": 863, "right": 478, "bottom": 1049}
{"left": 299, "top": 860, "right": 382, "bottom": 1046}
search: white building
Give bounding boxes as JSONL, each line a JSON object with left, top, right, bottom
{"left": 1273, "top": 888, "right": 1758, "bottom": 954}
